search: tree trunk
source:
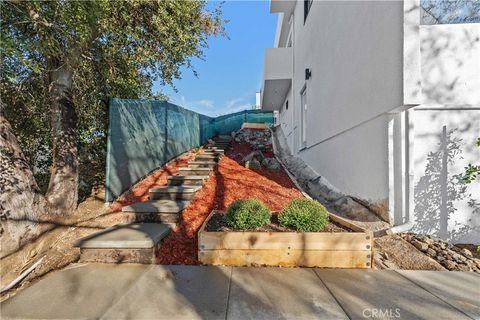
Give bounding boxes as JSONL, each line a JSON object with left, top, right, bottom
{"left": 45, "top": 61, "right": 78, "bottom": 214}
{"left": 0, "top": 62, "right": 79, "bottom": 258}
{"left": 0, "top": 102, "right": 49, "bottom": 258}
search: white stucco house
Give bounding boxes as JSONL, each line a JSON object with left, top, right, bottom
{"left": 260, "top": 0, "right": 480, "bottom": 243}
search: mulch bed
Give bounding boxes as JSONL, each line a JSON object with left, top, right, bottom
{"left": 205, "top": 211, "right": 348, "bottom": 233}
{"left": 156, "top": 141, "right": 305, "bottom": 264}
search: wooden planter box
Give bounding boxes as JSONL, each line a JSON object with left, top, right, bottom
{"left": 198, "top": 211, "right": 373, "bottom": 268}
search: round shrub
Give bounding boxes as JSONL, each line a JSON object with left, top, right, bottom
{"left": 279, "top": 198, "right": 329, "bottom": 232}
{"left": 224, "top": 199, "right": 271, "bottom": 230}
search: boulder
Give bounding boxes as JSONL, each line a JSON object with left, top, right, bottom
{"left": 245, "top": 159, "right": 261, "bottom": 170}
{"left": 412, "top": 239, "right": 428, "bottom": 252}
{"left": 460, "top": 248, "right": 473, "bottom": 258}
{"left": 262, "top": 158, "right": 281, "bottom": 170}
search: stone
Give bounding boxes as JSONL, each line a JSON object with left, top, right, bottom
{"left": 245, "top": 159, "right": 261, "bottom": 169}
{"left": 412, "top": 239, "right": 429, "bottom": 252}
{"left": 262, "top": 157, "right": 281, "bottom": 170}
{"left": 460, "top": 248, "right": 473, "bottom": 258}
{"left": 424, "top": 237, "right": 434, "bottom": 245}
{"left": 241, "top": 151, "right": 256, "bottom": 163}
{"left": 441, "top": 260, "right": 457, "bottom": 270}
{"left": 426, "top": 248, "right": 437, "bottom": 257}
{"left": 452, "top": 252, "right": 467, "bottom": 263}
{"left": 436, "top": 255, "right": 445, "bottom": 262}
{"left": 457, "top": 264, "right": 471, "bottom": 272}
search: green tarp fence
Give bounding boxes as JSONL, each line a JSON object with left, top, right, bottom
{"left": 105, "top": 98, "right": 273, "bottom": 202}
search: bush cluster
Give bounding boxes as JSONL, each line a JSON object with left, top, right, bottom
{"left": 224, "top": 199, "right": 271, "bottom": 230}
{"left": 278, "top": 198, "right": 329, "bottom": 232}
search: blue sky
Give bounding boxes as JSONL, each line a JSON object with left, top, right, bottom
{"left": 154, "top": 1, "right": 277, "bottom": 117}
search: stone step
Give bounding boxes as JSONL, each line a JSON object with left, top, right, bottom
{"left": 178, "top": 167, "right": 212, "bottom": 176}
{"left": 195, "top": 155, "right": 219, "bottom": 162}
{"left": 168, "top": 175, "right": 209, "bottom": 186}
{"left": 202, "top": 149, "right": 224, "bottom": 154}
{"left": 74, "top": 223, "right": 170, "bottom": 264}
{"left": 149, "top": 186, "right": 201, "bottom": 200}
{"left": 206, "top": 147, "right": 224, "bottom": 152}
{"left": 188, "top": 161, "right": 217, "bottom": 168}
{"left": 121, "top": 200, "right": 189, "bottom": 223}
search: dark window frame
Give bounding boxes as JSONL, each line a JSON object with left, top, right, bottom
{"left": 304, "top": 0, "right": 313, "bottom": 23}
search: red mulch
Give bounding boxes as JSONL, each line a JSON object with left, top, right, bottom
{"left": 156, "top": 142, "right": 304, "bottom": 265}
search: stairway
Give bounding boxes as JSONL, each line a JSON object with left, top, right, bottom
{"left": 75, "top": 137, "right": 232, "bottom": 264}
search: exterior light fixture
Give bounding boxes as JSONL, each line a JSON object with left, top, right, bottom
{"left": 305, "top": 68, "right": 312, "bottom": 80}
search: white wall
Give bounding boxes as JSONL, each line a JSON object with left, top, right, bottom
{"left": 300, "top": 114, "right": 390, "bottom": 203}
{"left": 278, "top": 86, "right": 294, "bottom": 152}
{"left": 277, "top": 0, "right": 403, "bottom": 203}
{"left": 411, "top": 23, "right": 480, "bottom": 243}
{"left": 421, "top": 24, "right": 480, "bottom": 105}
{"left": 412, "top": 108, "right": 480, "bottom": 243}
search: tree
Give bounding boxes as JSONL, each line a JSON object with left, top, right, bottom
{"left": 464, "top": 138, "right": 480, "bottom": 184}
{"left": 0, "top": 0, "right": 222, "bottom": 257}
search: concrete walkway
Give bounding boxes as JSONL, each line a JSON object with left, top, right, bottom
{"left": 1, "top": 264, "right": 479, "bottom": 319}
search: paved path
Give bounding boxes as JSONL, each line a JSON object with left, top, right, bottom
{"left": 1, "top": 264, "right": 479, "bottom": 319}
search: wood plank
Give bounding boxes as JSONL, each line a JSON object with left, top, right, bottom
{"left": 199, "top": 249, "right": 371, "bottom": 268}
{"left": 199, "top": 231, "right": 372, "bottom": 251}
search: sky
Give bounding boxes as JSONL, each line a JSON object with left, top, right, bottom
{"left": 153, "top": 0, "right": 277, "bottom": 117}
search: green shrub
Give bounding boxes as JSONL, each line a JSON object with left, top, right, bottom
{"left": 224, "top": 199, "right": 271, "bottom": 230}
{"left": 279, "top": 198, "right": 329, "bottom": 232}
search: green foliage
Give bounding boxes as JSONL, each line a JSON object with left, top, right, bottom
{"left": 463, "top": 138, "right": 480, "bottom": 184}
{"left": 1, "top": 0, "right": 223, "bottom": 201}
{"left": 279, "top": 198, "right": 329, "bottom": 232}
{"left": 224, "top": 199, "right": 271, "bottom": 230}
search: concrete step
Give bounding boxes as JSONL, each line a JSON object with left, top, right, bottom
{"left": 178, "top": 167, "right": 212, "bottom": 176}
{"left": 188, "top": 161, "right": 217, "bottom": 168}
{"left": 122, "top": 200, "right": 189, "bottom": 223}
{"left": 149, "top": 186, "right": 201, "bottom": 200}
{"left": 168, "top": 175, "right": 209, "bottom": 186}
{"left": 202, "top": 149, "right": 224, "bottom": 155}
{"left": 195, "top": 155, "right": 219, "bottom": 162}
{"left": 74, "top": 223, "right": 170, "bottom": 264}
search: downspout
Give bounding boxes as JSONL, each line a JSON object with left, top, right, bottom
{"left": 389, "top": 110, "right": 415, "bottom": 234}
{"left": 389, "top": 217, "right": 414, "bottom": 233}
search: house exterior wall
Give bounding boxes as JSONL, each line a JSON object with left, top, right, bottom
{"left": 412, "top": 23, "right": 480, "bottom": 243}
{"left": 278, "top": 0, "right": 404, "bottom": 205}
{"left": 263, "top": 1, "right": 480, "bottom": 242}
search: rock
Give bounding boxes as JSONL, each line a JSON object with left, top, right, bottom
{"left": 254, "top": 150, "right": 265, "bottom": 162}
{"left": 439, "top": 242, "right": 447, "bottom": 250}
{"left": 412, "top": 239, "right": 429, "bottom": 252}
{"left": 241, "top": 151, "right": 256, "bottom": 163}
{"left": 245, "top": 159, "right": 261, "bottom": 170}
{"left": 452, "top": 252, "right": 467, "bottom": 263}
{"left": 457, "top": 264, "right": 471, "bottom": 272}
{"left": 441, "top": 260, "right": 457, "bottom": 270}
{"left": 460, "top": 248, "right": 473, "bottom": 258}
{"left": 262, "top": 158, "right": 281, "bottom": 170}
{"left": 436, "top": 255, "right": 445, "bottom": 262}
{"left": 424, "top": 237, "right": 434, "bottom": 245}
{"left": 426, "top": 248, "right": 437, "bottom": 257}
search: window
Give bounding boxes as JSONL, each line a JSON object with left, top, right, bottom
{"left": 286, "top": 100, "right": 289, "bottom": 110}
{"left": 304, "top": 0, "right": 313, "bottom": 23}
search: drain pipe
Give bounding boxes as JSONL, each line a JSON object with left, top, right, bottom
{"left": 389, "top": 219, "right": 414, "bottom": 234}
{"left": 387, "top": 110, "right": 415, "bottom": 234}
